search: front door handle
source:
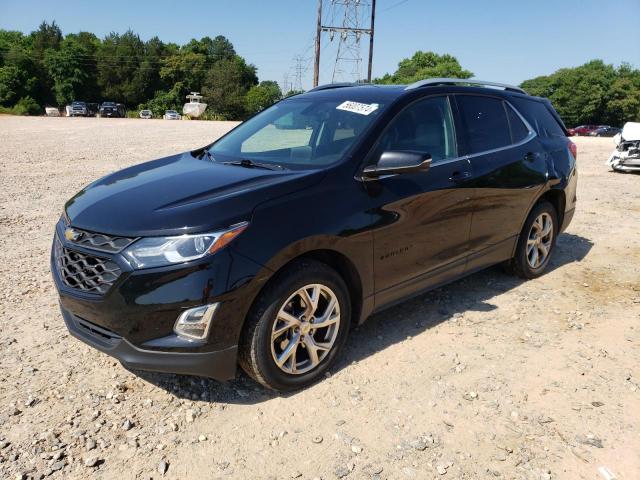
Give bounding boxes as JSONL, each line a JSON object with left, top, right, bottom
{"left": 449, "top": 170, "right": 472, "bottom": 183}
{"left": 524, "top": 152, "right": 536, "bottom": 162}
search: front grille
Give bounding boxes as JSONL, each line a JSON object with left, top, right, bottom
{"left": 54, "top": 238, "right": 121, "bottom": 295}
{"left": 67, "top": 228, "right": 136, "bottom": 253}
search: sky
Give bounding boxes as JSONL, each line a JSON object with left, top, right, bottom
{"left": 1, "top": 0, "right": 639, "bottom": 90}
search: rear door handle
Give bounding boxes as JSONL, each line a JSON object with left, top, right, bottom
{"left": 449, "top": 170, "right": 472, "bottom": 183}
{"left": 524, "top": 152, "right": 536, "bottom": 162}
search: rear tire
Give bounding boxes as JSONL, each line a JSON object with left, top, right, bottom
{"left": 505, "top": 201, "right": 558, "bottom": 279}
{"left": 239, "top": 259, "right": 351, "bottom": 391}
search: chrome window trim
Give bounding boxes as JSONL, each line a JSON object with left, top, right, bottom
{"left": 357, "top": 93, "right": 539, "bottom": 180}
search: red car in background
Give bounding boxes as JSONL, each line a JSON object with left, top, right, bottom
{"left": 569, "top": 125, "right": 602, "bottom": 136}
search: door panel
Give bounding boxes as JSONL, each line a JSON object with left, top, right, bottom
{"left": 364, "top": 95, "right": 474, "bottom": 304}
{"left": 467, "top": 140, "right": 546, "bottom": 252}
{"left": 455, "top": 95, "right": 547, "bottom": 256}
{"left": 370, "top": 159, "right": 474, "bottom": 297}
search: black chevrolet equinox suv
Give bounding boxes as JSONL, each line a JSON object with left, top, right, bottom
{"left": 52, "top": 78, "right": 577, "bottom": 391}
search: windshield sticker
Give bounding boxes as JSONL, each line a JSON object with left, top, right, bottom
{"left": 336, "top": 101, "right": 379, "bottom": 116}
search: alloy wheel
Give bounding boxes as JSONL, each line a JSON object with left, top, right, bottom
{"left": 270, "top": 284, "right": 341, "bottom": 375}
{"left": 526, "top": 212, "right": 553, "bottom": 268}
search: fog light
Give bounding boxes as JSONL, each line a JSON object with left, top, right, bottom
{"left": 174, "top": 303, "right": 219, "bottom": 341}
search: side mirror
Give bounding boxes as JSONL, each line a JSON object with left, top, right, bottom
{"left": 362, "top": 151, "right": 431, "bottom": 178}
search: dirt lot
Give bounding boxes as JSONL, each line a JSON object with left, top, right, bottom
{"left": 0, "top": 116, "right": 638, "bottom": 480}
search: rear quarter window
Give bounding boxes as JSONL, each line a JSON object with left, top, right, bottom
{"left": 510, "top": 98, "right": 565, "bottom": 139}
{"left": 505, "top": 104, "right": 530, "bottom": 143}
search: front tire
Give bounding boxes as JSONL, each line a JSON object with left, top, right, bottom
{"left": 239, "top": 259, "right": 351, "bottom": 391}
{"left": 506, "top": 201, "right": 558, "bottom": 279}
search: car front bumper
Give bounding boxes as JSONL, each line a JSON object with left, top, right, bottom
{"left": 51, "top": 219, "right": 270, "bottom": 380}
{"left": 61, "top": 306, "right": 237, "bottom": 379}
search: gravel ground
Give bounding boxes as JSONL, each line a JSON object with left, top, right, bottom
{"left": 0, "top": 116, "right": 639, "bottom": 480}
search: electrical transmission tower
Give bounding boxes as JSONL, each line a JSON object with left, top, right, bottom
{"left": 313, "top": 0, "right": 376, "bottom": 87}
{"left": 293, "top": 55, "right": 306, "bottom": 92}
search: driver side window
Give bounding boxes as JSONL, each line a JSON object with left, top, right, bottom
{"left": 377, "top": 96, "right": 457, "bottom": 164}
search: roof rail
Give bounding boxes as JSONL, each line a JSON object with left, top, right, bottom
{"left": 309, "top": 82, "right": 365, "bottom": 92}
{"left": 405, "top": 78, "right": 527, "bottom": 95}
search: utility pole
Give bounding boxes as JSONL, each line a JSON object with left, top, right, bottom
{"left": 313, "top": 0, "right": 323, "bottom": 88}
{"left": 312, "top": 0, "right": 376, "bottom": 87}
{"left": 367, "top": 0, "right": 376, "bottom": 83}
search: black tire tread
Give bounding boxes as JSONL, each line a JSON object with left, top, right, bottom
{"left": 238, "top": 258, "right": 349, "bottom": 391}
{"left": 505, "top": 200, "right": 557, "bottom": 279}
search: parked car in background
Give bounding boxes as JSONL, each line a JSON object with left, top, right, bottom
{"left": 70, "top": 101, "right": 98, "bottom": 117}
{"left": 139, "top": 109, "right": 153, "bottom": 119}
{"left": 99, "top": 102, "right": 125, "bottom": 118}
{"left": 163, "top": 110, "right": 181, "bottom": 120}
{"left": 51, "top": 78, "right": 577, "bottom": 391}
{"left": 70, "top": 101, "right": 90, "bottom": 117}
{"left": 569, "top": 125, "right": 601, "bottom": 136}
{"left": 589, "top": 126, "right": 620, "bottom": 137}
{"left": 45, "top": 107, "right": 60, "bottom": 117}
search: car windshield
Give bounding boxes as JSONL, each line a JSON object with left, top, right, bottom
{"left": 209, "top": 97, "right": 386, "bottom": 168}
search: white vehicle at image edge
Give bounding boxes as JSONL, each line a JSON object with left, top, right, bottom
{"left": 139, "top": 109, "right": 153, "bottom": 119}
{"left": 163, "top": 110, "right": 181, "bottom": 120}
{"left": 607, "top": 122, "right": 640, "bottom": 172}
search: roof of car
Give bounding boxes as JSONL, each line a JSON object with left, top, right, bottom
{"left": 293, "top": 79, "right": 533, "bottom": 104}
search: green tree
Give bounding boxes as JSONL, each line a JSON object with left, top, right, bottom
{"left": 13, "top": 95, "right": 41, "bottom": 115}
{"left": 520, "top": 60, "right": 638, "bottom": 126}
{"left": 29, "top": 21, "right": 62, "bottom": 55}
{"left": 160, "top": 51, "right": 207, "bottom": 93}
{"left": 97, "top": 30, "right": 148, "bottom": 105}
{"left": 183, "top": 35, "right": 235, "bottom": 61}
{"left": 246, "top": 80, "right": 282, "bottom": 114}
{"left": 605, "top": 63, "right": 640, "bottom": 125}
{"left": 0, "top": 42, "right": 40, "bottom": 106}
{"left": 0, "top": 66, "right": 21, "bottom": 105}
{"left": 143, "top": 82, "right": 184, "bottom": 118}
{"left": 284, "top": 89, "right": 305, "bottom": 98}
{"left": 45, "top": 34, "right": 100, "bottom": 106}
{"left": 202, "top": 55, "right": 258, "bottom": 119}
{"left": 375, "top": 51, "right": 473, "bottom": 84}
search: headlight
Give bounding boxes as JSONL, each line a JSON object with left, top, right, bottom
{"left": 123, "top": 222, "right": 248, "bottom": 269}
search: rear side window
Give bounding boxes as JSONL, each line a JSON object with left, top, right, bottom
{"left": 510, "top": 98, "right": 565, "bottom": 138}
{"left": 506, "top": 104, "right": 530, "bottom": 143}
{"left": 456, "top": 95, "right": 511, "bottom": 154}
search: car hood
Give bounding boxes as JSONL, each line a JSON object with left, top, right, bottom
{"left": 65, "top": 152, "right": 323, "bottom": 236}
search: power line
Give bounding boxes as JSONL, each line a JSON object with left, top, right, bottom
{"left": 381, "top": 0, "right": 409, "bottom": 12}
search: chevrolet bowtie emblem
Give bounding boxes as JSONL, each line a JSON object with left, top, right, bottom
{"left": 64, "top": 228, "right": 82, "bottom": 242}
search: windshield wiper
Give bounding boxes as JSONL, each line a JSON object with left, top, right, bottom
{"left": 222, "top": 159, "right": 284, "bottom": 171}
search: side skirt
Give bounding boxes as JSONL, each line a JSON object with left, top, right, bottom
{"left": 362, "top": 236, "right": 516, "bottom": 321}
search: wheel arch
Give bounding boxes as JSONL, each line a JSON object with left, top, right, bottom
{"left": 511, "top": 187, "right": 566, "bottom": 258}
{"left": 537, "top": 188, "right": 566, "bottom": 227}
{"left": 255, "top": 248, "right": 364, "bottom": 327}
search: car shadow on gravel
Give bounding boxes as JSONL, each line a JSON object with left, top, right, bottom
{"left": 134, "top": 233, "right": 593, "bottom": 404}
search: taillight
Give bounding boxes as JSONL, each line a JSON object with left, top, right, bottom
{"left": 568, "top": 139, "right": 577, "bottom": 160}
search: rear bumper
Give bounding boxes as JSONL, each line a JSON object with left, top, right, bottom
{"left": 61, "top": 306, "right": 238, "bottom": 380}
